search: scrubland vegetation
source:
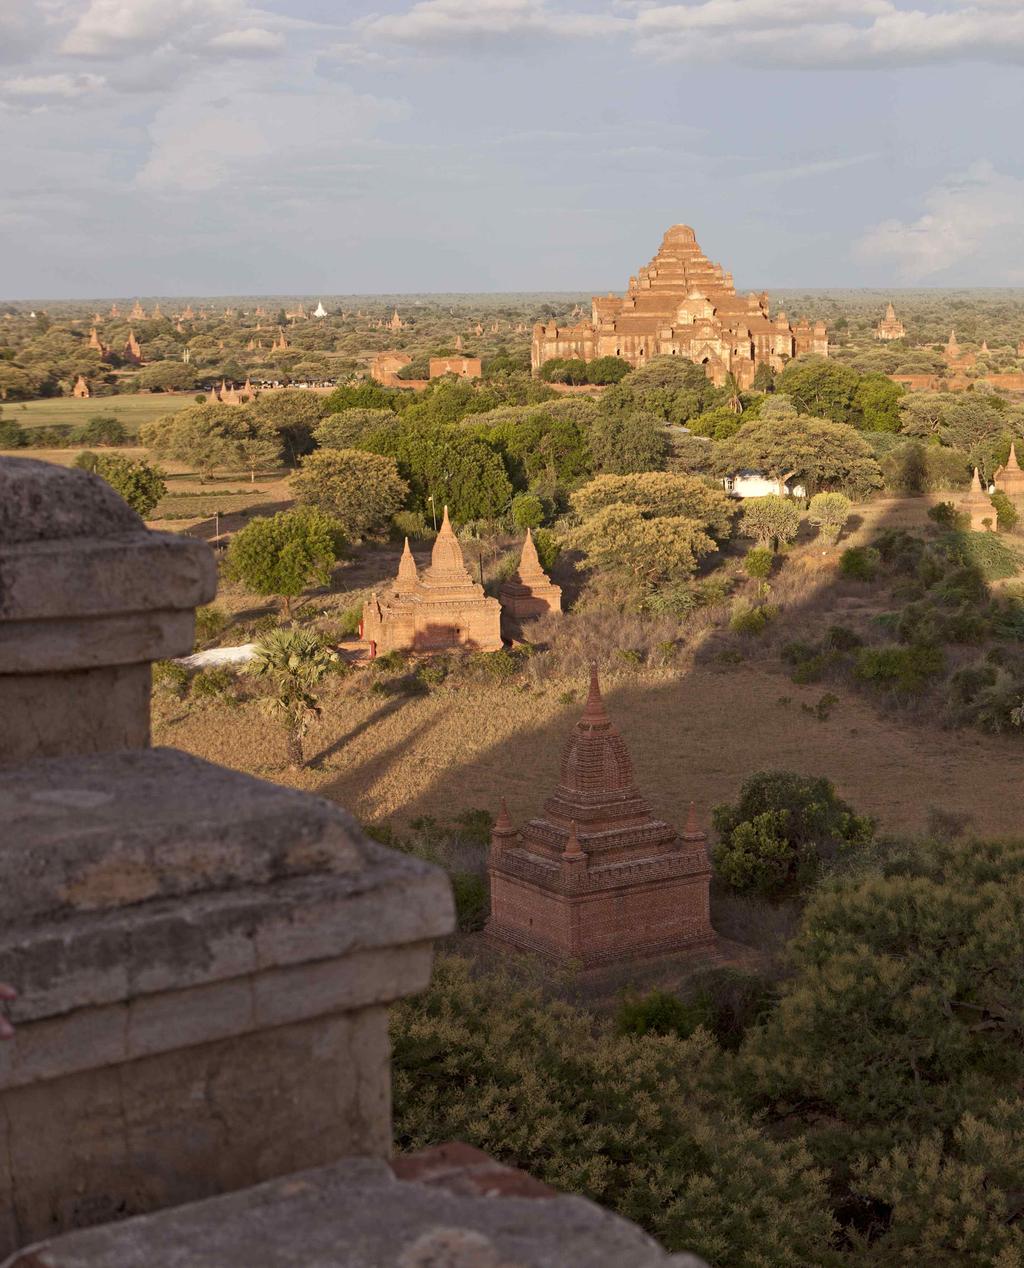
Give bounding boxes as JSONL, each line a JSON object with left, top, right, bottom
{"left": 10, "top": 292, "right": 1024, "bottom": 1263}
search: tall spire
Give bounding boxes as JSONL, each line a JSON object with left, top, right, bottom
{"left": 971, "top": 466, "right": 983, "bottom": 494}
{"left": 425, "top": 504, "right": 472, "bottom": 584}
{"left": 1008, "top": 441, "right": 1021, "bottom": 473}
{"left": 582, "top": 663, "right": 609, "bottom": 723}
{"left": 517, "top": 527, "right": 544, "bottom": 579}
{"left": 681, "top": 801, "right": 707, "bottom": 845}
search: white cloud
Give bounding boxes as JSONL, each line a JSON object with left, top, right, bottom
{"left": 345, "top": 0, "right": 1024, "bottom": 67}
{"left": 206, "top": 27, "right": 285, "bottom": 56}
{"left": 134, "top": 69, "right": 406, "bottom": 193}
{"left": 356, "top": 0, "right": 623, "bottom": 51}
{"left": 856, "top": 161, "right": 1024, "bottom": 281}
{"left": 2, "top": 72, "right": 107, "bottom": 101}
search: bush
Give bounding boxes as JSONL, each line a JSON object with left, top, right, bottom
{"left": 839, "top": 545, "right": 881, "bottom": 581}
{"left": 739, "top": 495, "right": 801, "bottom": 550}
{"left": 0, "top": 420, "right": 25, "bottom": 448}
{"left": 392, "top": 509, "right": 432, "bottom": 540}
{"left": 450, "top": 872, "right": 489, "bottom": 932}
{"left": 291, "top": 448, "right": 408, "bottom": 541}
{"left": 730, "top": 602, "right": 777, "bottom": 635}
{"left": 89, "top": 454, "right": 166, "bottom": 517}
{"left": 807, "top": 491, "right": 851, "bottom": 547}
{"left": 511, "top": 493, "right": 544, "bottom": 529}
{"left": 990, "top": 489, "right": 1019, "bottom": 532}
{"left": 152, "top": 659, "right": 190, "bottom": 697}
{"left": 615, "top": 990, "right": 698, "bottom": 1039}
{"left": 743, "top": 546, "right": 774, "bottom": 581}
{"left": 713, "top": 771, "right": 873, "bottom": 897}
{"left": 855, "top": 643, "right": 945, "bottom": 695}
{"left": 194, "top": 605, "right": 226, "bottom": 645}
{"left": 190, "top": 667, "right": 235, "bottom": 701}
{"left": 927, "top": 501, "right": 964, "bottom": 530}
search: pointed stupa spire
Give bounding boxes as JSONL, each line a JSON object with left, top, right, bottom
{"left": 582, "top": 662, "right": 609, "bottom": 723}
{"left": 396, "top": 536, "right": 418, "bottom": 592}
{"left": 1008, "top": 441, "right": 1021, "bottom": 473}
{"left": 517, "top": 527, "right": 545, "bottom": 579}
{"left": 680, "top": 801, "right": 708, "bottom": 844}
{"left": 495, "top": 796, "right": 513, "bottom": 834}
{"left": 562, "top": 819, "right": 586, "bottom": 862}
{"left": 971, "top": 466, "right": 983, "bottom": 493}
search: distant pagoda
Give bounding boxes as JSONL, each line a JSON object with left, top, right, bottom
{"left": 875, "top": 302, "right": 906, "bottom": 341}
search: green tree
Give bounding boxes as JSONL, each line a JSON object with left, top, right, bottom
{"left": 570, "top": 503, "right": 716, "bottom": 587}
{"left": 73, "top": 415, "right": 127, "bottom": 447}
{"left": 0, "top": 364, "right": 39, "bottom": 401}
{"left": 600, "top": 356, "right": 718, "bottom": 425}
{"left": 224, "top": 507, "right": 344, "bottom": 618}
{"left": 392, "top": 956, "right": 837, "bottom": 1266}
{"left": 251, "top": 389, "right": 330, "bottom": 463}
{"left": 585, "top": 355, "right": 632, "bottom": 385}
{"left": 245, "top": 627, "right": 338, "bottom": 768}
{"left": 807, "top": 491, "right": 852, "bottom": 548}
{"left": 715, "top": 403, "right": 883, "bottom": 496}
{"left": 87, "top": 455, "right": 166, "bottom": 517}
{"left": 853, "top": 372, "right": 904, "bottom": 432}
{"left": 752, "top": 362, "right": 776, "bottom": 392}
{"left": 135, "top": 362, "right": 198, "bottom": 392}
{"left": 713, "top": 771, "right": 873, "bottom": 897}
{"left": 511, "top": 493, "right": 544, "bottom": 529}
{"left": 739, "top": 495, "right": 801, "bottom": 550}
{"left": 314, "top": 408, "right": 398, "bottom": 450}
{"left": 777, "top": 358, "right": 861, "bottom": 424}
{"left": 572, "top": 471, "right": 734, "bottom": 540}
{"left": 590, "top": 410, "right": 668, "bottom": 474}
{"left": 291, "top": 449, "right": 408, "bottom": 541}
{"left": 538, "top": 357, "right": 589, "bottom": 384}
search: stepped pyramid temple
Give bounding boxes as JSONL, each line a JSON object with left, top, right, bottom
{"left": 875, "top": 302, "right": 906, "bottom": 341}
{"left": 531, "top": 223, "right": 828, "bottom": 388}
{"left": 499, "top": 528, "right": 562, "bottom": 635}
{"left": 361, "top": 509, "right": 502, "bottom": 654}
{"left": 487, "top": 667, "right": 713, "bottom": 966}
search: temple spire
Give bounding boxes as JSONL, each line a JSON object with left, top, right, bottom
{"left": 396, "top": 537, "right": 418, "bottom": 592}
{"left": 681, "top": 801, "right": 708, "bottom": 845}
{"left": 518, "top": 527, "right": 543, "bottom": 578}
{"left": 582, "top": 663, "right": 609, "bottom": 723}
{"left": 562, "top": 819, "right": 586, "bottom": 862}
{"left": 971, "top": 466, "right": 983, "bottom": 493}
{"left": 1009, "top": 441, "right": 1021, "bottom": 473}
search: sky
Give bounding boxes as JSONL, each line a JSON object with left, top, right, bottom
{"left": 2, "top": 0, "right": 1024, "bottom": 298}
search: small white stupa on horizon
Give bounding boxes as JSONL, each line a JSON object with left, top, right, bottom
{"left": 313, "top": 300, "right": 327, "bottom": 318}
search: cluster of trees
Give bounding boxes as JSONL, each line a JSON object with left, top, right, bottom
{"left": 537, "top": 355, "right": 632, "bottom": 385}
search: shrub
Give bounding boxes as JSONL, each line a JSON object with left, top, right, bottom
{"left": 730, "top": 602, "right": 777, "bottom": 635}
{"left": 739, "top": 495, "right": 801, "bottom": 550}
{"left": 511, "top": 493, "right": 544, "bottom": 529}
{"left": 291, "top": 448, "right": 409, "bottom": 541}
{"left": 807, "top": 491, "right": 851, "bottom": 547}
{"left": 713, "top": 771, "right": 873, "bottom": 897}
{"left": 194, "top": 605, "right": 226, "bottom": 645}
{"left": 825, "top": 624, "right": 862, "bottom": 652}
{"left": 392, "top": 510, "right": 432, "bottom": 540}
{"left": 89, "top": 455, "right": 166, "bottom": 517}
{"left": 928, "top": 501, "right": 964, "bottom": 530}
{"left": 450, "top": 872, "right": 489, "bottom": 932}
{"left": 152, "top": 659, "right": 190, "bottom": 697}
{"left": 855, "top": 643, "right": 945, "bottom": 695}
{"left": 839, "top": 545, "right": 880, "bottom": 581}
{"left": 743, "top": 546, "right": 774, "bottom": 581}
{"left": 337, "top": 606, "right": 363, "bottom": 637}
{"left": 615, "top": 990, "right": 697, "bottom": 1039}
{"left": 991, "top": 489, "right": 1019, "bottom": 532}
{"left": 190, "top": 667, "right": 235, "bottom": 701}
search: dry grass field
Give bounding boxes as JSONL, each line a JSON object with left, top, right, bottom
{"left": 153, "top": 657, "right": 1024, "bottom": 842}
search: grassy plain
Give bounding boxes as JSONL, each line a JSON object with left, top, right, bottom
{"left": 4, "top": 393, "right": 192, "bottom": 433}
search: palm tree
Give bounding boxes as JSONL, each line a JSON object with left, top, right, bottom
{"left": 245, "top": 627, "right": 338, "bottom": 768}
{"left": 723, "top": 372, "right": 744, "bottom": 415}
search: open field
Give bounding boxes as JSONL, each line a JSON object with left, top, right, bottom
{"left": 153, "top": 658, "right": 1024, "bottom": 843}
{"left": 4, "top": 393, "right": 193, "bottom": 433}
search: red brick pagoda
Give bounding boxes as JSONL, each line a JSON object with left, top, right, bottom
{"left": 487, "top": 666, "right": 713, "bottom": 966}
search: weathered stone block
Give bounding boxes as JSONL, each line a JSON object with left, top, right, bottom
{"left": 0, "top": 748, "right": 454, "bottom": 1254}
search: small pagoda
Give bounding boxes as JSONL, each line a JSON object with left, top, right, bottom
{"left": 486, "top": 667, "right": 713, "bottom": 966}
{"left": 499, "top": 529, "right": 561, "bottom": 638}
{"left": 997, "top": 442, "right": 1024, "bottom": 503}
{"left": 959, "top": 467, "right": 993, "bottom": 531}
{"left": 361, "top": 508, "right": 502, "bottom": 654}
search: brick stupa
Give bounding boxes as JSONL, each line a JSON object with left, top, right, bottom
{"left": 361, "top": 508, "right": 502, "bottom": 654}
{"left": 960, "top": 467, "right": 993, "bottom": 531}
{"left": 997, "top": 442, "right": 1024, "bottom": 502}
{"left": 487, "top": 667, "right": 713, "bottom": 966}
{"left": 499, "top": 529, "right": 562, "bottom": 639}
{"left": 531, "top": 223, "right": 827, "bottom": 388}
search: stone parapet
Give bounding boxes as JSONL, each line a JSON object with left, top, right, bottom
{"left": 2, "top": 1153, "right": 708, "bottom": 1268}
{"left": 0, "top": 748, "right": 454, "bottom": 1253}
{"left": 0, "top": 457, "right": 216, "bottom": 761}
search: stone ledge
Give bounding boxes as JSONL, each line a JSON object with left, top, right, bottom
{"left": 0, "top": 749, "right": 454, "bottom": 1086}
{"left": 2, "top": 1156, "right": 709, "bottom": 1268}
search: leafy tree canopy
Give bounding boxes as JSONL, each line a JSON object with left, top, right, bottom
{"left": 224, "top": 506, "right": 344, "bottom": 617}
{"left": 291, "top": 448, "right": 408, "bottom": 541}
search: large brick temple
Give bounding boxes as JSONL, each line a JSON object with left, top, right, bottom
{"left": 531, "top": 223, "right": 827, "bottom": 388}
{"left": 487, "top": 667, "right": 713, "bottom": 966}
